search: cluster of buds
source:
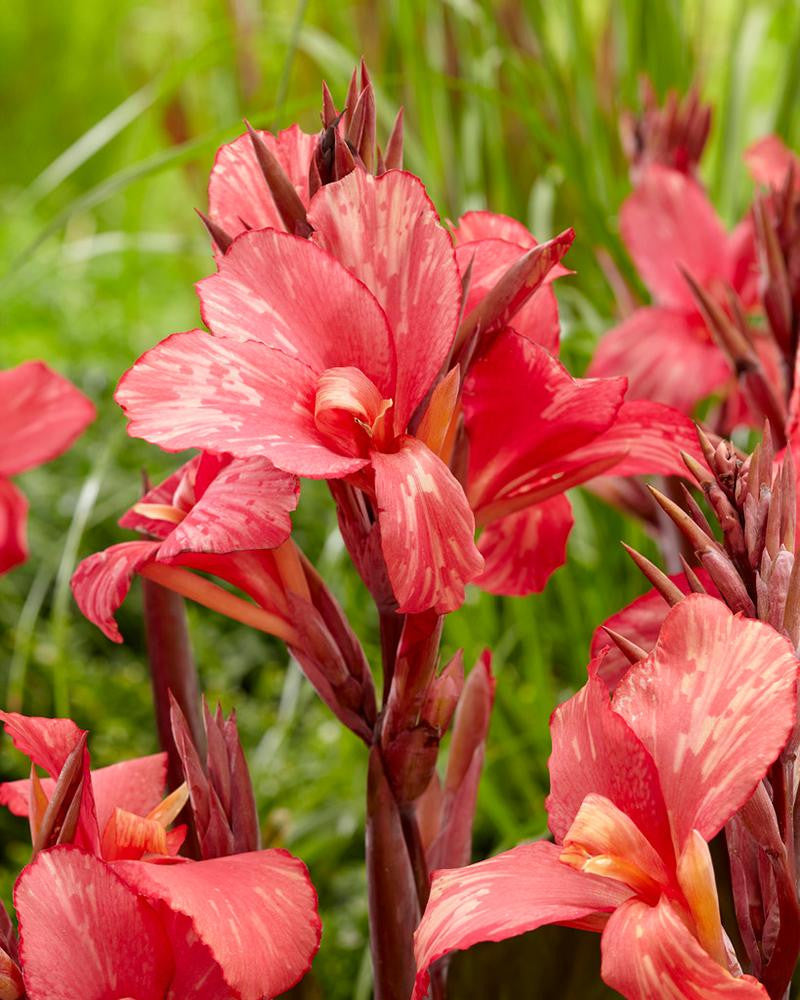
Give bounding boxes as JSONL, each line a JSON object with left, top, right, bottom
{"left": 620, "top": 77, "right": 712, "bottom": 180}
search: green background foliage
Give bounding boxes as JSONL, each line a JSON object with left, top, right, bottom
{"left": 1, "top": 0, "right": 798, "bottom": 994}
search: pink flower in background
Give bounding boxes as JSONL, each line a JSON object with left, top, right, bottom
{"left": 745, "top": 135, "right": 799, "bottom": 191}
{"left": 0, "top": 712, "right": 321, "bottom": 1000}
{"left": 116, "top": 168, "right": 483, "bottom": 615}
{"left": 413, "top": 596, "right": 797, "bottom": 1000}
{"left": 588, "top": 165, "right": 759, "bottom": 416}
{"left": 0, "top": 361, "right": 94, "bottom": 574}
{"left": 449, "top": 211, "right": 704, "bottom": 598}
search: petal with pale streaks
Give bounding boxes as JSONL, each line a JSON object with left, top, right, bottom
{"left": 412, "top": 841, "right": 631, "bottom": 1000}
{"left": 372, "top": 436, "right": 483, "bottom": 614}
{"left": 114, "top": 849, "right": 321, "bottom": 1000}
{"left": 115, "top": 331, "right": 368, "bottom": 477}
{"left": 601, "top": 897, "right": 768, "bottom": 999}
{"left": 309, "top": 169, "right": 461, "bottom": 429}
{"left": 613, "top": 595, "right": 799, "bottom": 845}
{"left": 476, "top": 495, "right": 573, "bottom": 596}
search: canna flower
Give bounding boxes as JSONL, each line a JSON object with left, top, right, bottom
{"left": 745, "top": 135, "right": 799, "bottom": 192}
{"left": 588, "top": 164, "right": 760, "bottom": 416}
{"left": 449, "top": 210, "right": 704, "bottom": 597}
{"left": 413, "top": 596, "right": 798, "bottom": 1000}
{"left": 115, "top": 168, "right": 483, "bottom": 615}
{"left": 0, "top": 361, "right": 94, "bottom": 574}
{"left": 0, "top": 711, "right": 321, "bottom": 1000}
{"left": 72, "top": 453, "right": 377, "bottom": 742}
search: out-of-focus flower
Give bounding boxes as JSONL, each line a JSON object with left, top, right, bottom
{"left": 0, "top": 711, "right": 321, "bottom": 1000}
{"left": 745, "top": 135, "right": 799, "bottom": 192}
{"left": 0, "top": 361, "right": 94, "bottom": 574}
{"left": 413, "top": 596, "right": 797, "bottom": 1000}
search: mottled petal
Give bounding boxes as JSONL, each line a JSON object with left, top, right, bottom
{"left": 613, "top": 595, "right": 799, "bottom": 845}
{"left": 309, "top": 169, "right": 461, "bottom": 429}
{"left": 197, "top": 228, "right": 396, "bottom": 396}
{"left": 158, "top": 457, "right": 299, "bottom": 559}
{"left": 621, "top": 166, "right": 728, "bottom": 309}
{"left": 372, "top": 436, "right": 483, "bottom": 614}
{"left": 476, "top": 495, "right": 573, "bottom": 596}
{"left": 464, "top": 331, "right": 626, "bottom": 514}
{"left": 456, "top": 239, "right": 561, "bottom": 354}
{"left": 208, "top": 124, "right": 317, "bottom": 239}
{"left": 601, "top": 897, "right": 768, "bottom": 999}
{"left": 71, "top": 540, "right": 161, "bottom": 643}
{"left": 546, "top": 666, "right": 673, "bottom": 864}
{"left": 114, "top": 849, "right": 321, "bottom": 1000}
{"left": 0, "top": 362, "right": 94, "bottom": 477}
{"left": 15, "top": 847, "right": 172, "bottom": 1000}
{"left": 450, "top": 210, "right": 537, "bottom": 247}
{"left": 413, "top": 841, "right": 631, "bottom": 1000}
{"left": 119, "top": 458, "right": 198, "bottom": 539}
{"left": 115, "top": 331, "right": 368, "bottom": 477}
{"left": 0, "top": 478, "right": 27, "bottom": 575}
{"left": 588, "top": 307, "right": 731, "bottom": 414}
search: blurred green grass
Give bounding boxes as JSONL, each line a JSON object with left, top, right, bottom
{"left": 1, "top": 0, "right": 798, "bottom": 994}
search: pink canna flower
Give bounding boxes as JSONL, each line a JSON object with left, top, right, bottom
{"left": 588, "top": 164, "right": 760, "bottom": 416}
{"left": 745, "top": 135, "right": 799, "bottom": 192}
{"left": 448, "top": 210, "right": 705, "bottom": 598}
{"left": 115, "top": 168, "right": 483, "bottom": 615}
{"left": 412, "top": 596, "right": 798, "bottom": 1000}
{"left": 0, "top": 711, "right": 321, "bottom": 1000}
{"left": 0, "top": 361, "right": 94, "bottom": 574}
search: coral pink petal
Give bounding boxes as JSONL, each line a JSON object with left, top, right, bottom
{"left": 309, "top": 169, "right": 461, "bottom": 429}
{"left": 15, "top": 847, "right": 172, "bottom": 1000}
{"left": 372, "top": 436, "right": 483, "bottom": 614}
{"left": 450, "top": 210, "right": 536, "bottom": 248}
{"left": 456, "top": 240, "right": 561, "bottom": 354}
{"left": 614, "top": 595, "right": 799, "bottom": 845}
{"left": 208, "top": 124, "right": 317, "bottom": 240}
{"left": 412, "top": 841, "right": 631, "bottom": 1000}
{"left": 0, "top": 712, "right": 84, "bottom": 777}
{"left": 579, "top": 400, "right": 707, "bottom": 479}
{"left": 115, "top": 331, "right": 368, "bottom": 477}
{"left": 198, "top": 228, "right": 396, "bottom": 397}
{"left": 601, "top": 897, "right": 768, "bottom": 999}
{"left": 546, "top": 666, "right": 673, "bottom": 862}
{"left": 0, "top": 477, "right": 28, "bottom": 575}
{"left": 464, "top": 331, "right": 626, "bottom": 513}
{"left": 621, "top": 166, "right": 728, "bottom": 309}
{"left": 91, "top": 753, "right": 168, "bottom": 834}
{"left": 0, "top": 362, "right": 94, "bottom": 477}
{"left": 588, "top": 307, "right": 731, "bottom": 413}
{"left": 725, "top": 216, "right": 759, "bottom": 307}
{"left": 158, "top": 457, "right": 299, "bottom": 559}
{"left": 118, "top": 458, "right": 197, "bottom": 539}
{"left": 744, "top": 135, "right": 799, "bottom": 191}
{"left": 114, "top": 848, "right": 321, "bottom": 1000}
{"left": 476, "top": 495, "right": 573, "bottom": 596}
{"left": 71, "top": 540, "right": 161, "bottom": 643}
{"left": 590, "top": 572, "right": 717, "bottom": 692}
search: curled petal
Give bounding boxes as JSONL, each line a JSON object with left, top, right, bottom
{"left": 588, "top": 308, "right": 731, "bottom": 414}
{"left": 450, "top": 210, "right": 537, "bottom": 248}
{"left": 115, "top": 331, "right": 367, "bottom": 478}
{"left": 197, "top": 228, "right": 396, "bottom": 397}
{"left": 613, "top": 595, "right": 799, "bottom": 845}
{"left": 372, "top": 436, "right": 483, "bottom": 614}
{"left": 15, "top": 846, "right": 172, "bottom": 1000}
{"left": 621, "top": 166, "right": 728, "bottom": 309}
{"left": 208, "top": 124, "right": 317, "bottom": 239}
{"left": 0, "top": 478, "right": 27, "bottom": 575}
{"left": 413, "top": 841, "right": 631, "bottom": 1000}
{"left": 115, "top": 849, "right": 321, "bottom": 1000}
{"left": 158, "top": 457, "right": 299, "bottom": 560}
{"left": 601, "top": 897, "right": 768, "bottom": 999}
{"left": 476, "top": 495, "right": 573, "bottom": 596}
{"left": 0, "top": 362, "right": 94, "bottom": 478}
{"left": 71, "top": 540, "right": 161, "bottom": 643}
{"left": 119, "top": 458, "right": 199, "bottom": 539}
{"left": 309, "top": 169, "right": 461, "bottom": 429}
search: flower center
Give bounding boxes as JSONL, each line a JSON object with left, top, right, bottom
{"left": 314, "top": 366, "right": 394, "bottom": 455}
